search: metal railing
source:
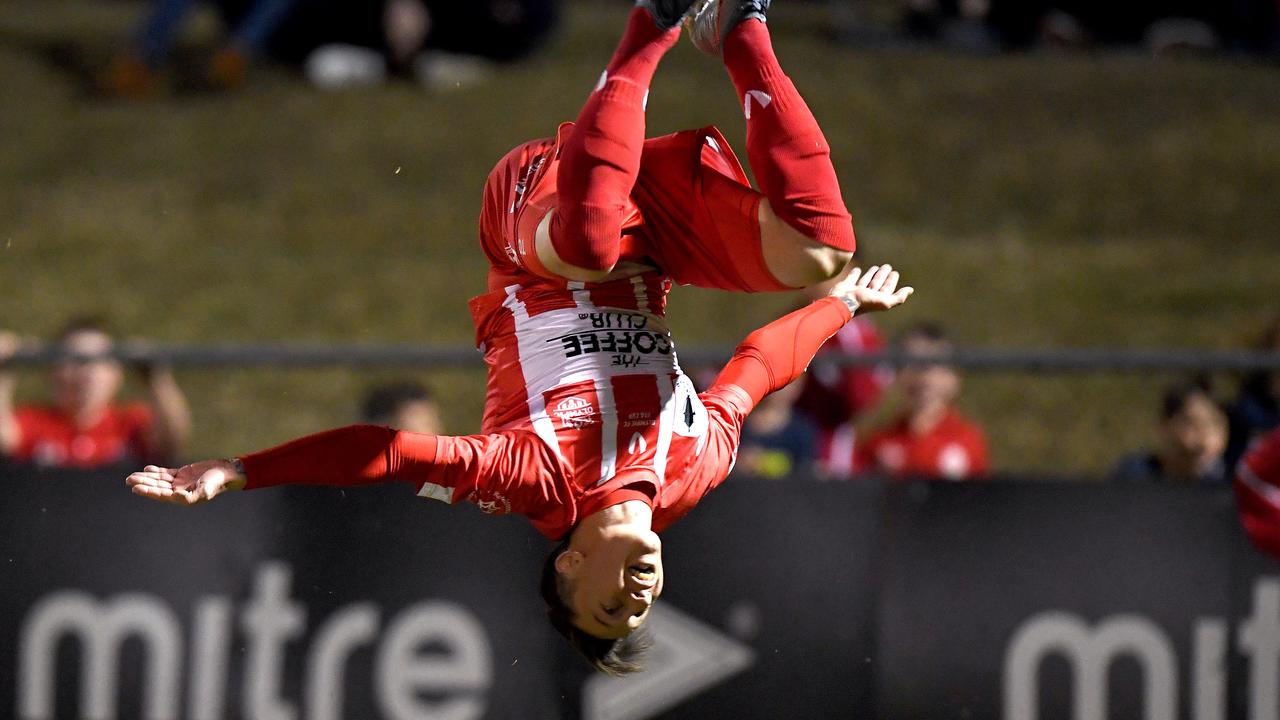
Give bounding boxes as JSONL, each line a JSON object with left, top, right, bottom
{"left": 7, "top": 344, "right": 1280, "bottom": 374}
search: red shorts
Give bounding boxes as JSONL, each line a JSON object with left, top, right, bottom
{"left": 480, "top": 124, "right": 789, "bottom": 292}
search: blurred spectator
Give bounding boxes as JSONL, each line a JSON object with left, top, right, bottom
{"left": 101, "top": 0, "right": 300, "bottom": 97}
{"left": 792, "top": 281, "right": 892, "bottom": 478}
{"left": 1016, "top": 0, "right": 1274, "bottom": 54}
{"left": 736, "top": 380, "right": 818, "bottom": 480}
{"left": 0, "top": 318, "right": 191, "bottom": 468}
{"left": 902, "top": 0, "right": 1000, "bottom": 51}
{"left": 1226, "top": 316, "right": 1280, "bottom": 469}
{"left": 855, "top": 322, "right": 989, "bottom": 481}
{"left": 1234, "top": 425, "right": 1280, "bottom": 560}
{"left": 361, "top": 381, "right": 443, "bottom": 434}
{"left": 903, "top": 0, "right": 1278, "bottom": 54}
{"left": 278, "top": 0, "right": 560, "bottom": 91}
{"left": 1111, "top": 377, "right": 1229, "bottom": 485}
{"left": 101, "top": 0, "right": 559, "bottom": 96}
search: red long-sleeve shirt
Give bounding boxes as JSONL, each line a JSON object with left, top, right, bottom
{"left": 239, "top": 298, "right": 854, "bottom": 538}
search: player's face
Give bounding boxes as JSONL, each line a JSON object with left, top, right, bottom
{"left": 560, "top": 529, "right": 665, "bottom": 640}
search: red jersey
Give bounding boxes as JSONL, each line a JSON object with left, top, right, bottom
{"left": 855, "top": 408, "right": 989, "bottom": 480}
{"left": 13, "top": 404, "right": 153, "bottom": 468}
{"left": 455, "top": 121, "right": 769, "bottom": 537}
{"left": 241, "top": 125, "right": 860, "bottom": 539}
{"left": 1235, "top": 426, "right": 1280, "bottom": 558}
{"left": 241, "top": 299, "right": 857, "bottom": 539}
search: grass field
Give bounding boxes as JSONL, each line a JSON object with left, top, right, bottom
{"left": 2, "top": 0, "right": 1277, "bottom": 475}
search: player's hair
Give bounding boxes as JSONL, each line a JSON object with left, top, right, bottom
{"left": 361, "top": 381, "right": 435, "bottom": 424}
{"left": 55, "top": 316, "right": 112, "bottom": 343}
{"left": 539, "top": 537, "right": 651, "bottom": 676}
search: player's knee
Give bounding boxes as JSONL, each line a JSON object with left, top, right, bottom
{"left": 758, "top": 201, "right": 855, "bottom": 288}
{"left": 807, "top": 246, "right": 854, "bottom": 282}
{"left": 540, "top": 210, "right": 621, "bottom": 282}
{"left": 557, "top": 228, "right": 621, "bottom": 273}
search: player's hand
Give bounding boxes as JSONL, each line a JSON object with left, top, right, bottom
{"left": 828, "top": 264, "right": 914, "bottom": 315}
{"left": 126, "top": 460, "right": 245, "bottom": 506}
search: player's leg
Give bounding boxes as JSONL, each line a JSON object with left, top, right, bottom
{"left": 541, "top": 2, "right": 699, "bottom": 279}
{"left": 691, "top": 1, "right": 857, "bottom": 287}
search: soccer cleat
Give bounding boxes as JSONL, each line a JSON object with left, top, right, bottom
{"left": 636, "top": 0, "right": 705, "bottom": 31}
{"left": 687, "top": 0, "right": 771, "bottom": 56}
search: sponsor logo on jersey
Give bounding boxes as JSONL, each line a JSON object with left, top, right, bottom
{"left": 468, "top": 490, "right": 512, "bottom": 515}
{"left": 508, "top": 156, "right": 546, "bottom": 214}
{"left": 744, "top": 89, "right": 773, "bottom": 120}
{"left": 552, "top": 396, "right": 598, "bottom": 428}
{"left": 549, "top": 328, "right": 673, "bottom": 359}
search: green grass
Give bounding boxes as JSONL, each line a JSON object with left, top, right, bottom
{"left": 3, "top": 0, "right": 1278, "bottom": 474}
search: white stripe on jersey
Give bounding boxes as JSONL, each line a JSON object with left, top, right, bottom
{"left": 652, "top": 376, "right": 676, "bottom": 485}
{"left": 503, "top": 285, "right": 565, "bottom": 461}
{"left": 1239, "top": 462, "right": 1280, "bottom": 509}
{"left": 631, "top": 275, "right": 649, "bottom": 314}
{"left": 567, "top": 281, "right": 620, "bottom": 487}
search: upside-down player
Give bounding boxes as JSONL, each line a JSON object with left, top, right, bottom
{"left": 126, "top": 0, "right": 911, "bottom": 674}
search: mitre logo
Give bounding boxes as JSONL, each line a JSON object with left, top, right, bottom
{"left": 553, "top": 397, "right": 597, "bottom": 428}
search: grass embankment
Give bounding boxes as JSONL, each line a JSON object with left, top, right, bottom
{"left": 2, "top": 1, "right": 1277, "bottom": 474}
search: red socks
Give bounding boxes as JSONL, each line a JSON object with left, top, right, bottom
{"left": 550, "top": 8, "right": 679, "bottom": 272}
{"left": 722, "top": 20, "right": 856, "bottom": 252}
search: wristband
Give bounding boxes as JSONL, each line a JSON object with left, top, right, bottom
{"left": 838, "top": 295, "right": 860, "bottom": 317}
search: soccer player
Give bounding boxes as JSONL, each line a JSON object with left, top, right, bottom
{"left": 128, "top": 0, "right": 904, "bottom": 674}
{"left": 127, "top": 265, "right": 913, "bottom": 672}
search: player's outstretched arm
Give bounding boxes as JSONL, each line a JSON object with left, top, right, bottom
{"left": 126, "top": 424, "right": 443, "bottom": 506}
{"left": 127, "top": 460, "right": 245, "bottom": 507}
{"left": 713, "top": 263, "right": 914, "bottom": 407}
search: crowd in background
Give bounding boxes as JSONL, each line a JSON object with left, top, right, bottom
{"left": 7, "top": 0, "right": 1277, "bottom": 478}
{"left": 895, "top": 0, "right": 1280, "bottom": 55}
{"left": 100, "top": 0, "right": 561, "bottom": 97}
{"left": 3, "top": 312, "right": 1276, "bottom": 485}
{"left": 92, "top": 0, "right": 1280, "bottom": 101}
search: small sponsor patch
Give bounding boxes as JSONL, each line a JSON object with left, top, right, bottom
{"left": 468, "top": 491, "right": 512, "bottom": 515}
{"left": 553, "top": 396, "right": 598, "bottom": 428}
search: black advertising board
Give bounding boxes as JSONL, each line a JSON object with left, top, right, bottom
{"left": 3, "top": 465, "right": 1278, "bottom": 719}
{"left": 0, "top": 467, "right": 562, "bottom": 720}
{"left": 874, "top": 481, "right": 1275, "bottom": 720}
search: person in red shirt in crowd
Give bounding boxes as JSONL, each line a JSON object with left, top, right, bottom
{"left": 791, "top": 279, "right": 891, "bottom": 477}
{"left": 855, "top": 322, "right": 989, "bottom": 480}
{"left": 0, "top": 319, "right": 191, "bottom": 469}
{"left": 128, "top": 0, "right": 899, "bottom": 675}
{"left": 1234, "top": 426, "right": 1280, "bottom": 559}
